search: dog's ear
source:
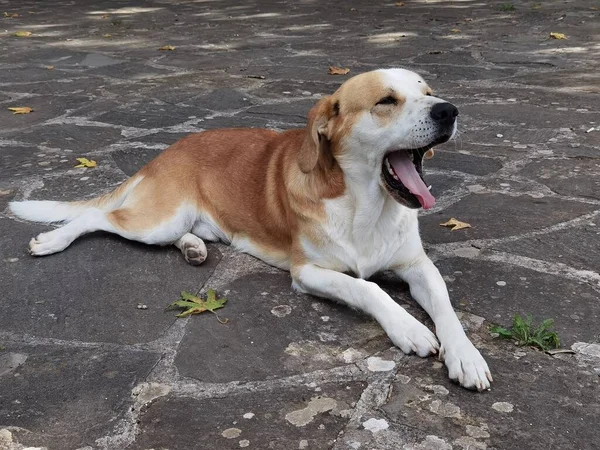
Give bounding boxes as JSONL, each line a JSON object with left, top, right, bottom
{"left": 298, "top": 96, "right": 335, "bottom": 173}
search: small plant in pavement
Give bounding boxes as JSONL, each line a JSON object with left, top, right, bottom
{"left": 490, "top": 314, "right": 560, "bottom": 351}
{"left": 498, "top": 3, "right": 516, "bottom": 11}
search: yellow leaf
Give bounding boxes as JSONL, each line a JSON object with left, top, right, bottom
{"left": 450, "top": 28, "right": 461, "bottom": 33}
{"left": 103, "top": 34, "right": 112, "bottom": 38}
{"left": 395, "top": 2, "right": 405, "bottom": 6}
{"left": 8, "top": 106, "right": 33, "bottom": 114}
{"left": 3, "top": 12, "right": 19, "bottom": 18}
{"left": 424, "top": 149, "right": 435, "bottom": 160}
{"left": 328, "top": 66, "right": 350, "bottom": 75}
{"left": 45, "top": 65, "right": 54, "bottom": 70}
{"left": 549, "top": 32, "right": 567, "bottom": 40}
{"left": 440, "top": 218, "right": 472, "bottom": 231}
{"left": 74, "top": 157, "right": 97, "bottom": 168}
{"left": 159, "top": 45, "right": 176, "bottom": 51}
{"left": 12, "top": 31, "right": 32, "bottom": 37}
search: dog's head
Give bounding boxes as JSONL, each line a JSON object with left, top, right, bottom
{"left": 299, "top": 68, "right": 457, "bottom": 210}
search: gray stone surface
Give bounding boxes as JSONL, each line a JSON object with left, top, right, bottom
{"left": 131, "top": 382, "right": 366, "bottom": 450}
{"left": 1, "top": 0, "right": 599, "bottom": 449}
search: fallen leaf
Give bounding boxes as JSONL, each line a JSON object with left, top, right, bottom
{"left": 102, "top": 14, "right": 109, "bottom": 19}
{"left": 549, "top": 32, "right": 567, "bottom": 39}
{"left": 450, "top": 28, "right": 461, "bottom": 33}
{"left": 424, "top": 149, "right": 435, "bottom": 160}
{"left": 8, "top": 106, "right": 33, "bottom": 114}
{"left": 395, "top": 2, "right": 405, "bottom": 6}
{"left": 102, "top": 34, "right": 112, "bottom": 38}
{"left": 74, "top": 157, "right": 97, "bottom": 168}
{"left": 328, "top": 66, "right": 350, "bottom": 75}
{"left": 159, "top": 45, "right": 176, "bottom": 51}
{"left": 45, "top": 65, "right": 54, "bottom": 70}
{"left": 3, "top": 12, "right": 19, "bottom": 18}
{"left": 12, "top": 30, "right": 32, "bottom": 37}
{"left": 440, "top": 218, "right": 472, "bottom": 231}
{"left": 166, "top": 289, "right": 228, "bottom": 321}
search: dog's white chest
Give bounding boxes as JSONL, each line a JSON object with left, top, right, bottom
{"left": 302, "top": 195, "right": 419, "bottom": 279}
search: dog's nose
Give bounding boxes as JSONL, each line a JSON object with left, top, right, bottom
{"left": 430, "top": 102, "right": 459, "bottom": 126}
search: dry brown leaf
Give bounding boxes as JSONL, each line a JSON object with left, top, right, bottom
{"left": 102, "top": 14, "right": 109, "bottom": 19}
{"left": 395, "top": 2, "right": 405, "bottom": 6}
{"left": 450, "top": 28, "right": 461, "bottom": 33}
{"left": 74, "top": 157, "right": 97, "bottom": 168}
{"left": 424, "top": 149, "right": 435, "bottom": 160}
{"left": 549, "top": 32, "right": 567, "bottom": 40}
{"left": 3, "top": 12, "right": 19, "bottom": 18}
{"left": 8, "top": 106, "right": 33, "bottom": 114}
{"left": 328, "top": 66, "right": 350, "bottom": 75}
{"left": 12, "top": 31, "right": 32, "bottom": 37}
{"left": 159, "top": 45, "right": 176, "bottom": 51}
{"left": 440, "top": 218, "right": 472, "bottom": 231}
{"left": 45, "top": 65, "right": 54, "bottom": 70}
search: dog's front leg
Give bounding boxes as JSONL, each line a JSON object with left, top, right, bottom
{"left": 292, "top": 264, "right": 439, "bottom": 357}
{"left": 394, "top": 254, "right": 492, "bottom": 390}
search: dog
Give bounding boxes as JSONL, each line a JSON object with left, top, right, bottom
{"left": 9, "top": 68, "right": 492, "bottom": 390}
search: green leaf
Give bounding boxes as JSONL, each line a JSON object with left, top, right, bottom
{"left": 165, "top": 289, "right": 228, "bottom": 320}
{"left": 490, "top": 326, "right": 513, "bottom": 338}
{"left": 165, "top": 300, "right": 200, "bottom": 311}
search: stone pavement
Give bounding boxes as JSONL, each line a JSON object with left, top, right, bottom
{"left": 1, "top": 0, "right": 599, "bottom": 449}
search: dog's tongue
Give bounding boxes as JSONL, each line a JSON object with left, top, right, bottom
{"left": 388, "top": 151, "right": 436, "bottom": 209}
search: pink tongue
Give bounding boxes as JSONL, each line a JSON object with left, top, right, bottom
{"left": 388, "top": 152, "right": 436, "bottom": 209}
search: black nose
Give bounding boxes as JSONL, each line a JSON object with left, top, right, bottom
{"left": 430, "top": 102, "right": 459, "bottom": 126}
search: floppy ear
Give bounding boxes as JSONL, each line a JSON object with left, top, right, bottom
{"left": 298, "top": 96, "right": 333, "bottom": 173}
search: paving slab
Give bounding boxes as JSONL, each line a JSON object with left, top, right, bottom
{"left": 0, "top": 217, "right": 221, "bottom": 345}
{"left": 0, "top": 343, "right": 160, "bottom": 450}
{"left": 420, "top": 193, "right": 596, "bottom": 244}
{"left": 0, "top": 0, "right": 599, "bottom": 449}
{"left": 131, "top": 382, "right": 366, "bottom": 450}
{"left": 175, "top": 269, "right": 389, "bottom": 383}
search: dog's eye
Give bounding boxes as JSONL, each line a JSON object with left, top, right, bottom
{"left": 376, "top": 96, "right": 397, "bottom": 106}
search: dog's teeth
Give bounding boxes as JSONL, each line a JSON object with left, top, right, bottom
{"left": 428, "top": 185, "right": 432, "bottom": 191}
{"left": 388, "top": 167, "right": 394, "bottom": 175}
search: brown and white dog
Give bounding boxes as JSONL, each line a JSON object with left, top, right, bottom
{"left": 10, "top": 68, "right": 492, "bottom": 390}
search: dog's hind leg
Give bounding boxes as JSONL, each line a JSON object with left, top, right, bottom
{"left": 28, "top": 208, "right": 118, "bottom": 256}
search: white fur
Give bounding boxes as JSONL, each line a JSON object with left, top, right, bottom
{"left": 9, "top": 200, "right": 84, "bottom": 224}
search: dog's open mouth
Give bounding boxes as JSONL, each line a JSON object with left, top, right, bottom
{"left": 381, "top": 136, "right": 449, "bottom": 210}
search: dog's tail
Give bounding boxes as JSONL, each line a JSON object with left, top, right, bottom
{"left": 9, "top": 175, "right": 143, "bottom": 224}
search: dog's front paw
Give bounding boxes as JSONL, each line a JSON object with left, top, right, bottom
{"left": 386, "top": 317, "right": 439, "bottom": 357}
{"left": 441, "top": 340, "right": 492, "bottom": 391}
